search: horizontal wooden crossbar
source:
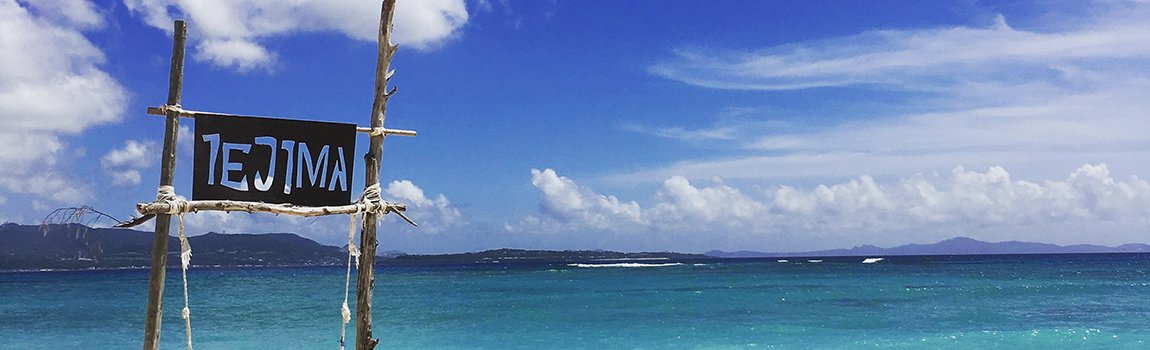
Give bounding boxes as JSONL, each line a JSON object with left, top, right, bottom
{"left": 146, "top": 105, "right": 417, "bottom": 137}
{"left": 117, "top": 200, "right": 415, "bottom": 228}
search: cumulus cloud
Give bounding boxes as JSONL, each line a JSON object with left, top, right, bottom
{"left": 382, "top": 180, "right": 463, "bottom": 234}
{"left": 647, "top": 176, "right": 769, "bottom": 233}
{"left": 514, "top": 166, "right": 1150, "bottom": 251}
{"left": 101, "top": 140, "right": 156, "bottom": 187}
{"left": 196, "top": 38, "right": 274, "bottom": 71}
{"left": 101, "top": 140, "right": 153, "bottom": 169}
{"left": 0, "top": 0, "right": 125, "bottom": 207}
{"left": 124, "top": 0, "right": 469, "bottom": 71}
{"left": 22, "top": 0, "right": 103, "bottom": 29}
{"left": 508, "top": 169, "right": 644, "bottom": 233}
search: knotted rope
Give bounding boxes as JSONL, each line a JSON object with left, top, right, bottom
{"left": 357, "top": 183, "right": 386, "bottom": 216}
{"left": 339, "top": 212, "right": 361, "bottom": 350}
{"left": 157, "top": 184, "right": 193, "bottom": 347}
{"left": 177, "top": 206, "right": 193, "bottom": 350}
{"left": 339, "top": 184, "right": 384, "bottom": 349}
{"left": 156, "top": 185, "right": 190, "bottom": 215}
{"left": 158, "top": 185, "right": 194, "bottom": 349}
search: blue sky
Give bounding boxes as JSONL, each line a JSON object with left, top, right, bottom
{"left": 3, "top": 0, "right": 1150, "bottom": 253}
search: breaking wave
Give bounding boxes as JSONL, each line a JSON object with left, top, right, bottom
{"left": 567, "top": 263, "right": 685, "bottom": 268}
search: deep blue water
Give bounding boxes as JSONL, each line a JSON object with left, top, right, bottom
{"left": 3, "top": 254, "right": 1150, "bottom": 349}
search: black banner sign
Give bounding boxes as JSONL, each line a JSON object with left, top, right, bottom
{"left": 193, "top": 114, "right": 356, "bottom": 207}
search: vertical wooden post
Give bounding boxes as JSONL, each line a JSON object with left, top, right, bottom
{"left": 357, "top": 1, "right": 397, "bottom": 349}
{"left": 143, "top": 20, "right": 187, "bottom": 350}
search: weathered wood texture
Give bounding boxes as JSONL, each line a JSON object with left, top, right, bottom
{"left": 358, "top": 1, "right": 398, "bottom": 349}
{"left": 143, "top": 19, "right": 186, "bottom": 350}
{"left": 135, "top": 200, "right": 410, "bottom": 223}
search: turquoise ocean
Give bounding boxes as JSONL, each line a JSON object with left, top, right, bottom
{"left": 3, "top": 253, "right": 1150, "bottom": 349}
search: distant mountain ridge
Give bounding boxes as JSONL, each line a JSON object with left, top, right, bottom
{"left": 707, "top": 236, "right": 1150, "bottom": 258}
{"left": 7, "top": 223, "right": 1150, "bottom": 270}
{"left": 383, "top": 248, "right": 709, "bottom": 266}
{"left": 0, "top": 223, "right": 345, "bottom": 270}
{"left": 0, "top": 223, "right": 709, "bottom": 270}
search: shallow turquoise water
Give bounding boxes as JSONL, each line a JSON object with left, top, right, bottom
{"left": 3, "top": 254, "right": 1150, "bottom": 349}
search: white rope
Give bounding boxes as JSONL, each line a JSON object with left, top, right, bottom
{"left": 339, "top": 184, "right": 383, "bottom": 348}
{"left": 157, "top": 185, "right": 189, "bottom": 215}
{"left": 160, "top": 104, "right": 183, "bottom": 115}
{"left": 339, "top": 212, "right": 362, "bottom": 350}
{"left": 358, "top": 183, "right": 385, "bottom": 216}
{"left": 178, "top": 213, "right": 193, "bottom": 350}
{"left": 157, "top": 185, "right": 194, "bottom": 348}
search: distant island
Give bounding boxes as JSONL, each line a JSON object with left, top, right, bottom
{"left": 384, "top": 248, "right": 709, "bottom": 266}
{"left": 5, "top": 223, "right": 1150, "bottom": 271}
{"left": 706, "top": 236, "right": 1150, "bottom": 258}
{"left": 0, "top": 223, "right": 345, "bottom": 270}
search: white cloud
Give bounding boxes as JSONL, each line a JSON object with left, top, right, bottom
{"left": 0, "top": 1, "right": 124, "bottom": 134}
{"left": 382, "top": 180, "right": 463, "bottom": 234}
{"left": 624, "top": 4, "right": 1150, "bottom": 186}
{"left": 23, "top": 0, "right": 103, "bottom": 29}
{"left": 176, "top": 124, "right": 193, "bottom": 156}
{"left": 108, "top": 170, "right": 142, "bottom": 187}
{"left": 0, "top": 0, "right": 125, "bottom": 207}
{"left": 647, "top": 176, "right": 768, "bottom": 232}
{"left": 195, "top": 38, "right": 274, "bottom": 72}
{"left": 102, "top": 140, "right": 154, "bottom": 168}
{"left": 650, "top": 12, "right": 1150, "bottom": 91}
{"left": 623, "top": 124, "right": 738, "bottom": 143}
{"left": 514, "top": 165, "right": 1150, "bottom": 251}
{"left": 101, "top": 140, "right": 156, "bottom": 187}
{"left": 508, "top": 169, "right": 644, "bottom": 233}
{"left": 124, "top": 0, "right": 469, "bottom": 71}
{"left": 0, "top": 171, "right": 94, "bottom": 205}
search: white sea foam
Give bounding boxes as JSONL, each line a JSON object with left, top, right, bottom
{"left": 862, "top": 257, "right": 885, "bottom": 264}
{"left": 567, "top": 263, "right": 684, "bottom": 268}
{"left": 777, "top": 259, "right": 789, "bottom": 263}
{"left": 807, "top": 259, "right": 823, "bottom": 263}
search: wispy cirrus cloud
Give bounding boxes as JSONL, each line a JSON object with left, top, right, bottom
{"left": 623, "top": 3, "right": 1150, "bottom": 185}
{"left": 649, "top": 13, "right": 1150, "bottom": 92}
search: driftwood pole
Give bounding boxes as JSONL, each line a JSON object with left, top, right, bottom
{"left": 143, "top": 20, "right": 187, "bottom": 350}
{"left": 357, "top": 1, "right": 397, "bottom": 349}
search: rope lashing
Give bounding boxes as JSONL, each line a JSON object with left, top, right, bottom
{"left": 156, "top": 185, "right": 190, "bottom": 215}
{"left": 358, "top": 183, "right": 385, "bottom": 215}
{"left": 357, "top": 182, "right": 418, "bottom": 227}
{"left": 359, "top": 126, "right": 416, "bottom": 137}
{"left": 157, "top": 103, "right": 177, "bottom": 115}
